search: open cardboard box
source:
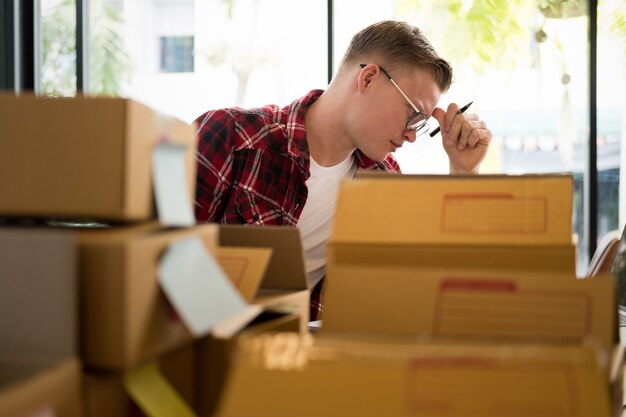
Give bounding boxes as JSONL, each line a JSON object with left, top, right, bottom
{"left": 79, "top": 223, "right": 310, "bottom": 371}
{"left": 216, "top": 225, "right": 310, "bottom": 334}
{"left": 196, "top": 313, "right": 304, "bottom": 417}
{"left": 322, "top": 175, "right": 584, "bottom": 334}
{"left": 78, "top": 223, "right": 219, "bottom": 371}
{"left": 191, "top": 225, "right": 310, "bottom": 417}
{"left": 215, "top": 332, "right": 617, "bottom": 417}
{"left": 0, "top": 95, "right": 196, "bottom": 222}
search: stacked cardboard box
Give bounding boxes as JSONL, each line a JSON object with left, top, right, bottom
{"left": 0, "top": 95, "right": 312, "bottom": 416}
{"left": 0, "top": 229, "right": 82, "bottom": 417}
{"left": 214, "top": 174, "right": 624, "bottom": 417}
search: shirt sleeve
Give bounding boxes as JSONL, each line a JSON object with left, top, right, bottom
{"left": 194, "top": 109, "right": 237, "bottom": 223}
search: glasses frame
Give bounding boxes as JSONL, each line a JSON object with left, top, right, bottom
{"left": 359, "top": 63, "right": 430, "bottom": 136}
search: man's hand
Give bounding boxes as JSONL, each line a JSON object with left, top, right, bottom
{"left": 432, "top": 103, "right": 492, "bottom": 174}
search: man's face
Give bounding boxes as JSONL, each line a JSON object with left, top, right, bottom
{"left": 352, "top": 65, "right": 441, "bottom": 162}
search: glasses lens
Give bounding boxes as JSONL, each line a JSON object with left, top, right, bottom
{"left": 407, "top": 113, "right": 429, "bottom": 135}
{"left": 413, "top": 122, "right": 430, "bottom": 136}
{"left": 407, "top": 112, "right": 428, "bottom": 128}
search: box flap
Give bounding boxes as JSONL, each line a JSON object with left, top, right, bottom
{"left": 331, "top": 174, "right": 573, "bottom": 246}
{"left": 219, "top": 226, "right": 307, "bottom": 290}
{"left": 215, "top": 334, "right": 611, "bottom": 417}
{"left": 329, "top": 243, "right": 576, "bottom": 274}
{"left": 322, "top": 267, "right": 615, "bottom": 357}
{"left": 215, "top": 247, "right": 272, "bottom": 302}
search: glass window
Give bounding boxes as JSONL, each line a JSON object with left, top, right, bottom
{"left": 42, "top": 0, "right": 77, "bottom": 96}
{"left": 87, "top": 0, "right": 327, "bottom": 123}
{"left": 334, "top": 0, "right": 606, "bottom": 275}
{"left": 598, "top": 0, "right": 625, "bottom": 238}
{"left": 159, "top": 36, "right": 194, "bottom": 73}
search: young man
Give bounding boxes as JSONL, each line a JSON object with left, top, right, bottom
{"left": 194, "top": 20, "right": 492, "bottom": 320}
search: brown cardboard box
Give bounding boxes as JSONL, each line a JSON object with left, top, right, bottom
{"left": 215, "top": 333, "right": 613, "bottom": 417}
{"left": 78, "top": 223, "right": 219, "bottom": 370}
{"left": 340, "top": 173, "right": 574, "bottom": 246}
{"left": 324, "top": 174, "right": 599, "bottom": 340}
{"left": 0, "top": 228, "right": 77, "bottom": 358}
{"left": 0, "top": 229, "right": 81, "bottom": 417}
{"left": 329, "top": 173, "right": 576, "bottom": 274}
{"left": 191, "top": 226, "right": 310, "bottom": 416}
{"left": 217, "top": 225, "right": 310, "bottom": 333}
{"left": 0, "top": 357, "right": 82, "bottom": 417}
{"left": 196, "top": 313, "right": 304, "bottom": 417}
{"left": 83, "top": 344, "right": 196, "bottom": 417}
{"left": 323, "top": 268, "right": 616, "bottom": 358}
{"left": 0, "top": 95, "right": 196, "bottom": 221}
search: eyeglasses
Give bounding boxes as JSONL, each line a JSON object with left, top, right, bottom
{"left": 360, "top": 63, "right": 430, "bottom": 136}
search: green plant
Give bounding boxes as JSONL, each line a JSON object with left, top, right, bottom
{"left": 42, "top": 0, "right": 130, "bottom": 97}
{"left": 89, "top": 0, "right": 131, "bottom": 96}
{"left": 42, "top": 0, "right": 76, "bottom": 96}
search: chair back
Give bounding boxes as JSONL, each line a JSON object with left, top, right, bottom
{"left": 586, "top": 229, "right": 621, "bottom": 278}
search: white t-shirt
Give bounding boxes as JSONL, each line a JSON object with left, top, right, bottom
{"left": 297, "top": 155, "right": 357, "bottom": 289}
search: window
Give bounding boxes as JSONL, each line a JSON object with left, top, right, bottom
{"left": 159, "top": 36, "right": 194, "bottom": 73}
{"left": 334, "top": 0, "right": 624, "bottom": 275}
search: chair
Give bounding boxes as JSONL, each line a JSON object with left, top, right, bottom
{"left": 585, "top": 229, "right": 621, "bottom": 278}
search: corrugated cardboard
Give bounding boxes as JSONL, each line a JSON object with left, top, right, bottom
{"left": 215, "top": 333, "right": 613, "bottom": 417}
{"left": 323, "top": 268, "right": 616, "bottom": 358}
{"left": 219, "top": 225, "right": 309, "bottom": 291}
{"left": 78, "top": 223, "right": 219, "bottom": 370}
{"left": 0, "top": 229, "right": 81, "bottom": 417}
{"left": 337, "top": 173, "right": 574, "bottom": 246}
{"left": 217, "top": 225, "right": 310, "bottom": 333}
{"left": 329, "top": 173, "right": 576, "bottom": 274}
{"left": 83, "top": 344, "right": 196, "bottom": 417}
{"left": 324, "top": 174, "right": 593, "bottom": 330}
{"left": 0, "top": 357, "right": 82, "bottom": 417}
{"left": 0, "top": 228, "right": 77, "bottom": 358}
{"left": 196, "top": 313, "right": 304, "bottom": 417}
{"left": 0, "top": 95, "right": 196, "bottom": 221}
{"left": 197, "top": 225, "right": 310, "bottom": 417}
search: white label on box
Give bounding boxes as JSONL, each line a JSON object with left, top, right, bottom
{"left": 152, "top": 143, "right": 195, "bottom": 227}
{"left": 158, "top": 236, "right": 248, "bottom": 336}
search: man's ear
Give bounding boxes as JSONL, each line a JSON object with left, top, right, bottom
{"left": 357, "top": 63, "right": 377, "bottom": 92}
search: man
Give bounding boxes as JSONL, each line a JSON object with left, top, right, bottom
{"left": 194, "top": 20, "right": 492, "bottom": 320}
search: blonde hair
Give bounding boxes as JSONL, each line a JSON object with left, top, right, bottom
{"left": 339, "top": 20, "right": 453, "bottom": 92}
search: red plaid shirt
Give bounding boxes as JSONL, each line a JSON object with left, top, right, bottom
{"left": 194, "top": 89, "right": 400, "bottom": 320}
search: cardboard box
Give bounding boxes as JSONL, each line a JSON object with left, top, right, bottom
{"left": 0, "top": 357, "right": 82, "bottom": 417}
{"left": 83, "top": 344, "right": 196, "bottom": 417}
{"left": 0, "top": 95, "right": 196, "bottom": 221}
{"left": 196, "top": 313, "right": 304, "bottom": 417}
{"left": 322, "top": 175, "right": 584, "bottom": 340}
{"left": 78, "top": 223, "right": 219, "bottom": 370}
{"left": 329, "top": 173, "right": 576, "bottom": 274}
{"left": 192, "top": 225, "right": 310, "bottom": 416}
{"left": 323, "top": 268, "right": 616, "bottom": 359}
{"left": 0, "top": 229, "right": 82, "bottom": 417}
{"left": 217, "top": 225, "right": 310, "bottom": 333}
{"left": 215, "top": 333, "right": 614, "bottom": 417}
{"left": 0, "top": 228, "right": 77, "bottom": 358}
